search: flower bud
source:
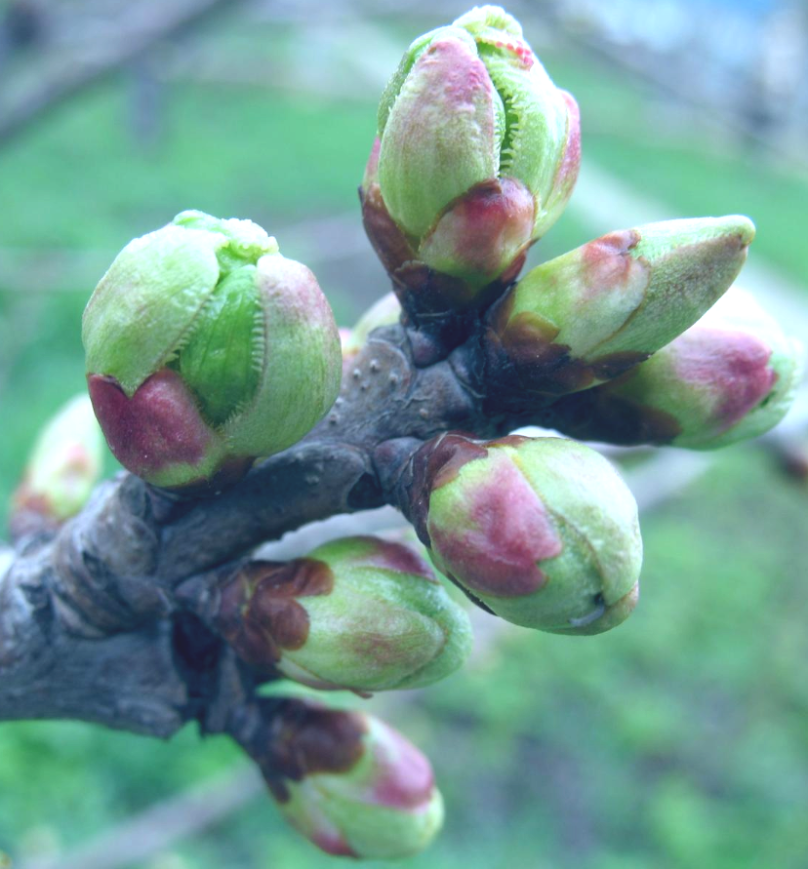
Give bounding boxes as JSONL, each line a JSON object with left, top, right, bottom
{"left": 485, "top": 215, "right": 755, "bottom": 399}
{"left": 341, "top": 292, "right": 402, "bottom": 362}
{"left": 405, "top": 433, "right": 642, "bottom": 634}
{"left": 9, "top": 394, "right": 103, "bottom": 538}
{"left": 215, "top": 536, "right": 472, "bottom": 692}
{"left": 551, "top": 288, "right": 804, "bottom": 449}
{"left": 83, "top": 211, "right": 341, "bottom": 489}
{"left": 362, "top": 5, "right": 579, "bottom": 313}
{"left": 261, "top": 700, "right": 443, "bottom": 859}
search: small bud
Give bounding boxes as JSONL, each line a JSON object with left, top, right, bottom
{"left": 362, "top": 6, "right": 579, "bottom": 313}
{"left": 485, "top": 216, "right": 755, "bottom": 399}
{"left": 341, "top": 292, "right": 402, "bottom": 361}
{"left": 259, "top": 700, "right": 443, "bottom": 859}
{"left": 215, "top": 536, "right": 472, "bottom": 692}
{"left": 83, "top": 211, "right": 341, "bottom": 489}
{"left": 551, "top": 288, "right": 804, "bottom": 448}
{"left": 9, "top": 394, "right": 103, "bottom": 538}
{"left": 405, "top": 433, "right": 642, "bottom": 634}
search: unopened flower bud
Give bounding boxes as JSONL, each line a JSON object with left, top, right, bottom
{"left": 215, "top": 536, "right": 472, "bottom": 692}
{"left": 362, "top": 5, "right": 579, "bottom": 313}
{"left": 9, "top": 394, "right": 103, "bottom": 538}
{"left": 552, "top": 288, "right": 804, "bottom": 448}
{"left": 83, "top": 211, "right": 341, "bottom": 489}
{"left": 259, "top": 700, "right": 443, "bottom": 859}
{"left": 405, "top": 433, "right": 642, "bottom": 634}
{"left": 485, "top": 215, "right": 755, "bottom": 399}
{"left": 341, "top": 292, "right": 402, "bottom": 362}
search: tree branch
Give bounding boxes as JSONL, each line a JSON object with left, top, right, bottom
{"left": 0, "top": 0, "right": 243, "bottom": 145}
{"left": 0, "top": 323, "right": 535, "bottom": 738}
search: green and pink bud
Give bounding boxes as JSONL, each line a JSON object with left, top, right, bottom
{"left": 551, "top": 288, "right": 804, "bottom": 449}
{"left": 258, "top": 700, "right": 443, "bottom": 859}
{"left": 9, "top": 394, "right": 103, "bottom": 539}
{"left": 82, "top": 211, "right": 341, "bottom": 489}
{"left": 214, "top": 536, "right": 472, "bottom": 692}
{"left": 362, "top": 6, "right": 579, "bottom": 314}
{"left": 404, "top": 433, "right": 642, "bottom": 634}
{"left": 485, "top": 215, "right": 755, "bottom": 400}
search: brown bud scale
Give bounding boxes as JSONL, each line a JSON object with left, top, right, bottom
{"left": 264, "top": 701, "right": 368, "bottom": 801}
{"left": 406, "top": 433, "right": 488, "bottom": 544}
{"left": 215, "top": 559, "right": 334, "bottom": 668}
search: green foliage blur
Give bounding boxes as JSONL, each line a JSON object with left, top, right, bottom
{"left": 1, "top": 5, "right": 807, "bottom": 868}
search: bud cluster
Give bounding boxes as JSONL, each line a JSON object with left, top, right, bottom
{"left": 71, "top": 4, "right": 805, "bottom": 861}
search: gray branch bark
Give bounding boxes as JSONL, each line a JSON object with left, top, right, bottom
{"left": 0, "top": 324, "right": 537, "bottom": 740}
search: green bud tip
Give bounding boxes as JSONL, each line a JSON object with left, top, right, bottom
{"left": 486, "top": 215, "right": 756, "bottom": 398}
{"left": 407, "top": 433, "right": 642, "bottom": 634}
{"left": 214, "top": 536, "right": 472, "bottom": 693}
{"left": 83, "top": 211, "right": 341, "bottom": 489}
{"left": 264, "top": 700, "right": 444, "bottom": 859}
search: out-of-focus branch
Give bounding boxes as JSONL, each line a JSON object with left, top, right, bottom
{"left": 17, "top": 766, "right": 264, "bottom": 869}
{"left": 0, "top": 0, "right": 243, "bottom": 145}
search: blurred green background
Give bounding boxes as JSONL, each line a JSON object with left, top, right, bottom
{"left": 1, "top": 1, "right": 807, "bottom": 867}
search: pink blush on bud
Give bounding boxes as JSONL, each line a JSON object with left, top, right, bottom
{"left": 579, "top": 229, "right": 644, "bottom": 300}
{"left": 360, "top": 538, "right": 437, "bottom": 582}
{"left": 87, "top": 369, "right": 214, "bottom": 479}
{"left": 371, "top": 723, "right": 436, "bottom": 811}
{"left": 674, "top": 327, "right": 776, "bottom": 430}
{"left": 364, "top": 137, "right": 381, "bottom": 182}
{"left": 421, "top": 38, "right": 493, "bottom": 113}
{"left": 551, "top": 92, "right": 581, "bottom": 198}
{"left": 476, "top": 34, "right": 535, "bottom": 68}
{"left": 430, "top": 455, "right": 562, "bottom": 597}
{"left": 421, "top": 178, "right": 535, "bottom": 280}
{"left": 311, "top": 828, "right": 358, "bottom": 858}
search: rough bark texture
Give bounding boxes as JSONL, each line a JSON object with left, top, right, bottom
{"left": 0, "top": 323, "right": 554, "bottom": 742}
